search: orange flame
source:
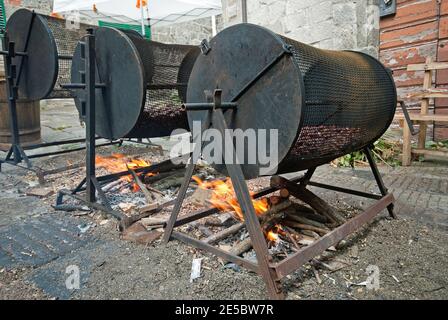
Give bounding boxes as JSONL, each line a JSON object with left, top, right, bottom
{"left": 192, "top": 176, "right": 269, "bottom": 220}
{"left": 95, "top": 154, "right": 152, "bottom": 192}
{"left": 266, "top": 224, "right": 284, "bottom": 243}
{"left": 267, "top": 231, "right": 279, "bottom": 242}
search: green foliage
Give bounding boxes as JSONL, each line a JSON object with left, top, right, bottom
{"left": 425, "top": 140, "right": 448, "bottom": 151}
{"left": 333, "top": 138, "right": 402, "bottom": 168}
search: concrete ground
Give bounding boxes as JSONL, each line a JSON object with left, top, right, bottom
{"left": 0, "top": 101, "right": 447, "bottom": 300}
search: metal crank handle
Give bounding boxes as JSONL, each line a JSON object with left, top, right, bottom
{"left": 399, "top": 101, "right": 419, "bottom": 135}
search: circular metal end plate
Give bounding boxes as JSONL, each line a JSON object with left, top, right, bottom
{"left": 71, "top": 27, "right": 146, "bottom": 140}
{"left": 187, "top": 24, "right": 303, "bottom": 179}
{"left": 6, "top": 9, "right": 58, "bottom": 100}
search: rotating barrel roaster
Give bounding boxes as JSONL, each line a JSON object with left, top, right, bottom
{"left": 71, "top": 27, "right": 200, "bottom": 140}
{"left": 186, "top": 24, "right": 397, "bottom": 178}
{"left": 0, "top": 9, "right": 121, "bottom": 182}
{"left": 55, "top": 27, "right": 200, "bottom": 226}
{"left": 164, "top": 24, "right": 398, "bottom": 299}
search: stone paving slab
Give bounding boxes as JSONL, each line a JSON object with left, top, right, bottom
{"left": 0, "top": 213, "right": 93, "bottom": 269}
{"left": 311, "top": 164, "right": 448, "bottom": 230}
{"left": 26, "top": 239, "right": 124, "bottom": 300}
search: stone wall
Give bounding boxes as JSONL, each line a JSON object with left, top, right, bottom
{"left": 151, "top": 15, "right": 223, "bottom": 45}
{"left": 3, "top": 0, "right": 52, "bottom": 17}
{"left": 222, "top": 0, "right": 381, "bottom": 57}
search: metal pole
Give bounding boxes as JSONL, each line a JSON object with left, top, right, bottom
{"left": 140, "top": 3, "right": 146, "bottom": 37}
{"left": 241, "top": 0, "right": 248, "bottom": 23}
{"left": 211, "top": 15, "right": 217, "bottom": 36}
{"left": 364, "top": 147, "right": 396, "bottom": 219}
{"left": 2, "top": 34, "right": 22, "bottom": 164}
{"left": 85, "top": 31, "right": 96, "bottom": 203}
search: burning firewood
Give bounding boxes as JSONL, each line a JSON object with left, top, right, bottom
{"left": 260, "top": 200, "right": 292, "bottom": 230}
{"left": 127, "top": 166, "right": 155, "bottom": 204}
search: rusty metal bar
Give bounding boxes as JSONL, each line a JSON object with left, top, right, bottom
{"left": 211, "top": 100, "right": 284, "bottom": 299}
{"left": 272, "top": 193, "right": 395, "bottom": 279}
{"left": 171, "top": 231, "right": 259, "bottom": 273}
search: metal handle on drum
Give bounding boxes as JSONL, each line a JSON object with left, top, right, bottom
{"left": 399, "top": 101, "right": 419, "bottom": 135}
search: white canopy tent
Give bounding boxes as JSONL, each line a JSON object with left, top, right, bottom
{"left": 52, "top": 0, "right": 222, "bottom": 28}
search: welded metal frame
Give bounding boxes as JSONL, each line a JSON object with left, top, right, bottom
{"left": 53, "top": 31, "right": 133, "bottom": 229}
{"left": 163, "top": 90, "right": 396, "bottom": 299}
{"left": 0, "top": 21, "right": 120, "bottom": 184}
{"left": 54, "top": 31, "right": 188, "bottom": 230}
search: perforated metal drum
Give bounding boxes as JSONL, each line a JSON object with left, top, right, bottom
{"left": 186, "top": 24, "right": 397, "bottom": 179}
{"left": 71, "top": 27, "right": 200, "bottom": 140}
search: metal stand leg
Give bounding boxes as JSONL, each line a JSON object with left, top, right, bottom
{"left": 162, "top": 155, "right": 197, "bottom": 244}
{"left": 364, "top": 147, "right": 396, "bottom": 219}
{"left": 163, "top": 90, "right": 283, "bottom": 299}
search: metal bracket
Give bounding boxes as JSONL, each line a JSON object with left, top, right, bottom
{"left": 200, "top": 39, "right": 211, "bottom": 55}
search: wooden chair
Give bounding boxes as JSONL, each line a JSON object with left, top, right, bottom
{"left": 396, "top": 57, "right": 448, "bottom": 166}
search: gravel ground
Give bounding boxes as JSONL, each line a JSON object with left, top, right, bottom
{"left": 1, "top": 213, "right": 446, "bottom": 300}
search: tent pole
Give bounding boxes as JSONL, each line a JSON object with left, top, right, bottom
{"left": 140, "top": 3, "right": 146, "bottom": 37}
{"left": 211, "top": 15, "right": 217, "bottom": 36}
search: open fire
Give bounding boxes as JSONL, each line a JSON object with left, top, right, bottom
{"left": 192, "top": 176, "right": 282, "bottom": 242}
{"left": 95, "top": 154, "right": 152, "bottom": 192}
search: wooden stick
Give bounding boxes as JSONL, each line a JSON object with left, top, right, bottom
{"left": 102, "top": 180, "right": 123, "bottom": 192}
{"left": 141, "top": 217, "right": 168, "bottom": 226}
{"left": 280, "top": 188, "right": 290, "bottom": 199}
{"left": 127, "top": 166, "right": 154, "bottom": 204}
{"left": 282, "top": 228, "right": 300, "bottom": 249}
{"left": 271, "top": 176, "right": 345, "bottom": 225}
{"left": 145, "top": 185, "right": 165, "bottom": 196}
{"left": 204, "top": 223, "right": 244, "bottom": 244}
{"left": 300, "top": 229, "right": 320, "bottom": 239}
{"left": 144, "top": 168, "right": 185, "bottom": 184}
{"left": 153, "top": 172, "right": 186, "bottom": 190}
{"left": 284, "top": 220, "right": 330, "bottom": 236}
{"left": 285, "top": 204, "right": 329, "bottom": 224}
{"left": 229, "top": 238, "right": 252, "bottom": 257}
{"left": 283, "top": 226, "right": 303, "bottom": 240}
{"left": 139, "top": 203, "right": 160, "bottom": 214}
{"left": 285, "top": 213, "right": 329, "bottom": 229}
{"left": 259, "top": 200, "right": 292, "bottom": 225}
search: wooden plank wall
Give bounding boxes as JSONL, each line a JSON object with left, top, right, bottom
{"left": 380, "top": 0, "right": 448, "bottom": 140}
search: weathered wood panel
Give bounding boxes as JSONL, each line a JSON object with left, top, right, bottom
{"left": 380, "top": 0, "right": 448, "bottom": 140}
